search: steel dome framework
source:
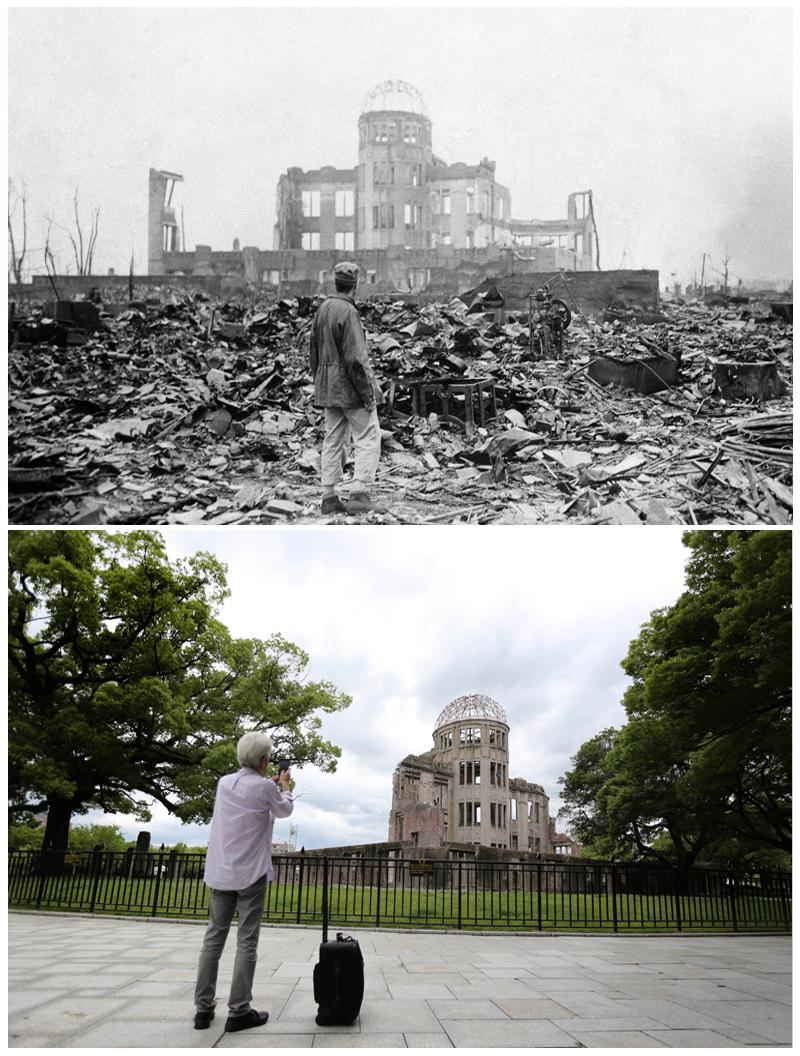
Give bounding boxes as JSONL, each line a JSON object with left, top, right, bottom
{"left": 360, "top": 79, "right": 428, "bottom": 117}
{"left": 434, "top": 693, "right": 507, "bottom": 729}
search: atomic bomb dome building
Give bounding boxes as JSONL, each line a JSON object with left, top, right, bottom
{"left": 388, "top": 694, "right": 579, "bottom": 856}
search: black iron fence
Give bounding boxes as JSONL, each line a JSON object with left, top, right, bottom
{"left": 8, "top": 850, "right": 791, "bottom": 933}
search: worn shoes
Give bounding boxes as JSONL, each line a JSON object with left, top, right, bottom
{"left": 225, "top": 1010, "right": 269, "bottom": 1032}
{"left": 321, "top": 495, "right": 347, "bottom": 515}
{"left": 194, "top": 1010, "right": 215, "bottom": 1030}
{"left": 321, "top": 492, "right": 387, "bottom": 515}
{"left": 347, "top": 491, "right": 386, "bottom": 514}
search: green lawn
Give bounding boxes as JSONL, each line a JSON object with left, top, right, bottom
{"left": 8, "top": 872, "right": 789, "bottom": 932}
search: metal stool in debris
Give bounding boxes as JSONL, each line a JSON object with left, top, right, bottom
{"left": 391, "top": 375, "right": 498, "bottom": 437}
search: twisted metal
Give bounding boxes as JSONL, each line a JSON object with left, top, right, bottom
{"left": 434, "top": 693, "right": 507, "bottom": 729}
{"left": 360, "top": 79, "right": 428, "bottom": 116}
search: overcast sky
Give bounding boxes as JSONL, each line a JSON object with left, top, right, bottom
{"left": 8, "top": 6, "right": 792, "bottom": 287}
{"left": 83, "top": 526, "right": 692, "bottom": 850}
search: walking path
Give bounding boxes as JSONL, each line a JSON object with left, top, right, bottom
{"left": 8, "top": 911, "right": 791, "bottom": 1048}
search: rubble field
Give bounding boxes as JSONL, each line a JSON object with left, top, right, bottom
{"left": 8, "top": 290, "right": 792, "bottom": 525}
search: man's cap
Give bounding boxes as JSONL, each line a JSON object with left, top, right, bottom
{"left": 334, "top": 261, "right": 359, "bottom": 285}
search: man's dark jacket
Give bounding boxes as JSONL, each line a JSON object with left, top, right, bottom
{"left": 309, "top": 293, "right": 381, "bottom": 409}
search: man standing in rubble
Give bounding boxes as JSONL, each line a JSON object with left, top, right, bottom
{"left": 309, "top": 261, "right": 383, "bottom": 515}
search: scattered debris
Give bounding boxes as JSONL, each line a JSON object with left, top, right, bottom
{"left": 7, "top": 290, "right": 792, "bottom": 525}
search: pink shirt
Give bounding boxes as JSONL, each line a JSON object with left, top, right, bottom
{"left": 204, "top": 768, "right": 294, "bottom": 890}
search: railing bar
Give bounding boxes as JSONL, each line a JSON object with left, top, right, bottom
{"left": 6, "top": 852, "right": 791, "bottom": 934}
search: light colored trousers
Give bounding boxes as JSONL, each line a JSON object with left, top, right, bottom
{"left": 322, "top": 405, "right": 380, "bottom": 490}
{"left": 194, "top": 874, "right": 267, "bottom": 1017}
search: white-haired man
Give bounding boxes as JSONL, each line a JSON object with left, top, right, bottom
{"left": 193, "top": 731, "right": 293, "bottom": 1032}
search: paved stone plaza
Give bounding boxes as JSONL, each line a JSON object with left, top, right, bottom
{"left": 8, "top": 911, "right": 791, "bottom": 1048}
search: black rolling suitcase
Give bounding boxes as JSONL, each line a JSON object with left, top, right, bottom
{"left": 313, "top": 857, "right": 364, "bottom": 1026}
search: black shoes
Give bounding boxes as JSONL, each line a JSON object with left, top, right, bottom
{"left": 194, "top": 1009, "right": 215, "bottom": 1030}
{"left": 225, "top": 1009, "right": 270, "bottom": 1032}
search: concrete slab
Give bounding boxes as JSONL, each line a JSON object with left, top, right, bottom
{"left": 358, "top": 998, "right": 441, "bottom": 1033}
{"left": 568, "top": 1030, "right": 668, "bottom": 1047}
{"left": 404, "top": 1032, "right": 455, "bottom": 1047}
{"left": 428, "top": 999, "right": 509, "bottom": 1020}
{"left": 645, "top": 1029, "right": 745, "bottom": 1047}
{"left": 441, "top": 1018, "right": 580, "bottom": 1047}
{"left": 7, "top": 912, "right": 791, "bottom": 1049}
{"left": 493, "top": 998, "right": 577, "bottom": 1019}
{"left": 387, "top": 983, "right": 457, "bottom": 999}
{"left": 676, "top": 998, "right": 792, "bottom": 1044}
{"left": 553, "top": 1016, "right": 667, "bottom": 1032}
{"left": 313, "top": 1035, "right": 407, "bottom": 1047}
{"left": 216, "top": 1034, "right": 314, "bottom": 1047}
{"left": 61, "top": 1019, "right": 223, "bottom": 1048}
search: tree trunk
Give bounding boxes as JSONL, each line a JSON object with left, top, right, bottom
{"left": 38, "top": 798, "right": 76, "bottom": 874}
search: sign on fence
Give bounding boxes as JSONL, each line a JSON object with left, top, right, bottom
{"left": 409, "top": 861, "right": 433, "bottom": 876}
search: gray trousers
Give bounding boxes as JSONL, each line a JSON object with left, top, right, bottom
{"left": 194, "top": 874, "right": 267, "bottom": 1016}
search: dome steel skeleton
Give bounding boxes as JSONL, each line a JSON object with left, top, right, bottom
{"left": 360, "top": 79, "right": 428, "bottom": 116}
{"left": 434, "top": 693, "right": 507, "bottom": 729}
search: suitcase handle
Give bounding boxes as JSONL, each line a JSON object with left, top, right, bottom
{"left": 322, "top": 855, "right": 329, "bottom": 945}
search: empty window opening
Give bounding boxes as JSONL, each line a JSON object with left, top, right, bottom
{"left": 335, "top": 190, "right": 354, "bottom": 217}
{"left": 301, "top": 190, "right": 320, "bottom": 218}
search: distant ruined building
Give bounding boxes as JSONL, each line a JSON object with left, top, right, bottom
{"left": 388, "top": 693, "right": 580, "bottom": 857}
{"left": 147, "top": 80, "right": 606, "bottom": 300}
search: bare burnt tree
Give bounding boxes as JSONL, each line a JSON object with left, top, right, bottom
{"left": 42, "top": 214, "right": 61, "bottom": 299}
{"left": 64, "top": 188, "right": 100, "bottom": 275}
{"left": 8, "top": 178, "right": 28, "bottom": 284}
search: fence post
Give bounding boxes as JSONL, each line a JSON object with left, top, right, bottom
{"left": 151, "top": 850, "right": 164, "bottom": 917}
{"left": 778, "top": 869, "right": 791, "bottom": 932}
{"left": 296, "top": 853, "right": 305, "bottom": 925}
{"left": 728, "top": 869, "right": 738, "bottom": 933}
{"left": 457, "top": 860, "right": 462, "bottom": 930}
{"left": 673, "top": 869, "right": 682, "bottom": 932}
{"left": 375, "top": 858, "right": 382, "bottom": 929}
{"left": 88, "top": 848, "right": 105, "bottom": 914}
{"left": 610, "top": 862, "right": 618, "bottom": 934}
{"left": 35, "top": 852, "right": 49, "bottom": 910}
{"left": 537, "top": 859, "right": 542, "bottom": 932}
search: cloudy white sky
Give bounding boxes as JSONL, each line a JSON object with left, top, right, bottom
{"left": 8, "top": 6, "right": 792, "bottom": 287}
{"left": 85, "top": 526, "right": 692, "bottom": 850}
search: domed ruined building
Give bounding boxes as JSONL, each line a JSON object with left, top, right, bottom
{"left": 388, "top": 693, "right": 579, "bottom": 856}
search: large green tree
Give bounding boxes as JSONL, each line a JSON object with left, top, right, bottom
{"left": 560, "top": 530, "right": 791, "bottom": 868}
{"left": 9, "top": 530, "right": 351, "bottom": 855}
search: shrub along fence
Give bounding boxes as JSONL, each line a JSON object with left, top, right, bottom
{"left": 8, "top": 850, "right": 791, "bottom": 933}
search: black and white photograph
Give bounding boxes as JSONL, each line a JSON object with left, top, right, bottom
{"left": 7, "top": 6, "right": 792, "bottom": 525}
